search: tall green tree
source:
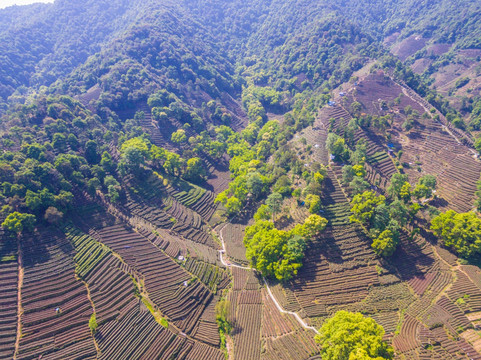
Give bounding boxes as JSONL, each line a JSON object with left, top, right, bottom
{"left": 315, "top": 311, "right": 393, "bottom": 360}
{"left": 386, "top": 173, "right": 409, "bottom": 200}
{"left": 350, "top": 191, "right": 386, "bottom": 226}
{"left": 431, "top": 210, "right": 481, "bottom": 258}
{"left": 184, "top": 157, "right": 206, "bottom": 182}
{"left": 2, "top": 212, "right": 36, "bottom": 235}
{"left": 266, "top": 192, "right": 283, "bottom": 220}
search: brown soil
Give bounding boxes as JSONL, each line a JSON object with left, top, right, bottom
{"left": 391, "top": 35, "right": 428, "bottom": 61}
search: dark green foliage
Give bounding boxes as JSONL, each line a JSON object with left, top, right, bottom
{"left": 386, "top": 173, "right": 409, "bottom": 200}
{"left": 326, "top": 133, "right": 349, "bottom": 162}
{"left": 265, "top": 192, "right": 283, "bottom": 219}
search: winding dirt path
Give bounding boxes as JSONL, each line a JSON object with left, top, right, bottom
{"left": 217, "top": 223, "right": 319, "bottom": 334}
{"left": 14, "top": 237, "right": 24, "bottom": 360}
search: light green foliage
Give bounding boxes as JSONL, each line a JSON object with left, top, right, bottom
{"left": 104, "top": 175, "right": 120, "bottom": 188}
{"left": 351, "top": 140, "right": 367, "bottom": 165}
{"left": 305, "top": 194, "right": 322, "bottom": 214}
{"left": 246, "top": 172, "right": 267, "bottom": 199}
{"left": 372, "top": 229, "right": 398, "bottom": 257}
{"left": 352, "top": 164, "right": 366, "bottom": 177}
{"left": 302, "top": 214, "right": 328, "bottom": 238}
{"left": 313, "top": 172, "right": 324, "bottom": 184}
{"left": 254, "top": 204, "right": 271, "bottom": 221}
{"left": 388, "top": 200, "right": 410, "bottom": 226}
{"left": 351, "top": 191, "right": 402, "bottom": 257}
{"left": 120, "top": 137, "right": 151, "bottom": 168}
{"left": 475, "top": 137, "right": 481, "bottom": 155}
{"left": 121, "top": 137, "right": 150, "bottom": 157}
{"left": 244, "top": 215, "right": 327, "bottom": 281}
{"left": 163, "top": 152, "right": 183, "bottom": 176}
{"left": 100, "top": 151, "right": 115, "bottom": 173}
{"left": 52, "top": 133, "right": 67, "bottom": 151}
{"left": 431, "top": 210, "right": 481, "bottom": 258}
{"left": 2, "top": 212, "right": 36, "bottom": 234}
{"left": 273, "top": 175, "right": 293, "bottom": 197}
{"left": 225, "top": 196, "right": 242, "bottom": 215}
{"left": 171, "top": 129, "right": 187, "bottom": 144}
{"left": 413, "top": 175, "right": 437, "bottom": 199}
{"left": 25, "top": 188, "right": 54, "bottom": 213}
{"left": 244, "top": 220, "right": 306, "bottom": 281}
{"left": 315, "top": 311, "right": 393, "bottom": 360}
{"left": 160, "top": 318, "right": 168, "bottom": 328}
{"left": 184, "top": 157, "right": 206, "bottom": 182}
{"left": 107, "top": 185, "right": 120, "bottom": 203}
{"left": 399, "top": 182, "right": 411, "bottom": 201}
{"left": 216, "top": 298, "right": 232, "bottom": 350}
{"left": 241, "top": 123, "right": 260, "bottom": 144}
{"left": 418, "top": 174, "right": 437, "bottom": 190}
{"left": 343, "top": 164, "right": 369, "bottom": 195}
{"left": 349, "top": 191, "right": 386, "bottom": 226}
{"left": 89, "top": 313, "right": 98, "bottom": 334}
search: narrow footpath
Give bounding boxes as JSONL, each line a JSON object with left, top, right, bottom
{"left": 216, "top": 223, "right": 319, "bottom": 334}
{"left": 14, "top": 237, "right": 24, "bottom": 360}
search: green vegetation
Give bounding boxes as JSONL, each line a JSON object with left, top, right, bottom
{"left": 2, "top": 212, "right": 36, "bottom": 235}
{"left": 315, "top": 311, "right": 393, "bottom": 360}
{"left": 215, "top": 298, "right": 232, "bottom": 351}
{"left": 413, "top": 175, "right": 437, "bottom": 200}
{"left": 349, "top": 191, "right": 386, "bottom": 227}
{"left": 89, "top": 313, "right": 98, "bottom": 334}
{"left": 326, "top": 133, "right": 349, "bottom": 162}
{"left": 159, "top": 317, "right": 169, "bottom": 328}
{"left": 244, "top": 215, "right": 327, "bottom": 281}
{"left": 431, "top": 210, "right": 481, "bottom": 258}
{"left": 244, "top": 221, "right": 306, "bottom": 281}
{"left": 349, "top": 171, "right": 437, "bottom": 257}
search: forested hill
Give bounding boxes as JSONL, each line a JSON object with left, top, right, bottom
{"left": 1, "top": 0, "right": 480, "bottom": 108}
{"left": 1, "top": 1, "right": 481, "bottom": 360}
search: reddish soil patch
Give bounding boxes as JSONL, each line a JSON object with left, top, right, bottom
{"left": 76, "top": 84, "right": 101, "bottom": 107}
{"left": 458, "top": 49, "right": 481, "bottom": 58}
{"left": 391, "top": 35, "right": 428, "bottom": 61}
{"left": 353, "top": 73, "right": 424, "bottom": 115}
{"left": 412, "top": 58, "right": 433, "bottom": 74}
{"left": 426, "top": 43, "right": 452, "bottom": 57}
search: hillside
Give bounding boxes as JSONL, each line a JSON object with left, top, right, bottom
{"left": 1, "top": 1, "right": 481, "bottom": 359}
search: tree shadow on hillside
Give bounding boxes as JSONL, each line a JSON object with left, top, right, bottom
{"left": 407, "top": 132, "right": 424, "bottom": 140}
{"left": 389, "top": 230, "right": 435, "bottom": 281}
{"left": 204, "top": 161, "right": 230, "bottom": 193}
{"left": 290, "top": 226, "right": 343, "bottom": 286}
{"left": 21, "top": 231, "right": 51, "bottom": 268}
{"left": 230, "top": 323, "right": 243, "bottom": 336}
{"left": 429, "top": 197, "right": 449, "bottom": 208}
